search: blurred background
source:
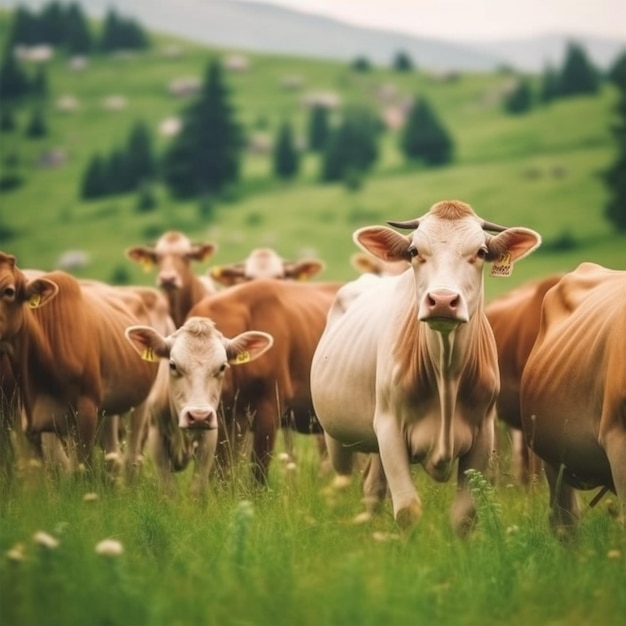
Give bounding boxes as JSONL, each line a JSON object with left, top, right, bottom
{"left": 0, "top": 0, "right": 625, "bottom": 300}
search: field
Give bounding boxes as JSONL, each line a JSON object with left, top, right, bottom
{"left": 1, "top": 10, "right": 626, "bottom": 626}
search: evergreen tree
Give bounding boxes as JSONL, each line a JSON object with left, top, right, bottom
{"left": 106, "top": 147, "right": 134, "bottom": 194}
{"left": 393, "top": 50, "right": 414, "bottom": 72}
{"left": 351, "top": 56, "right": 371, "bottom": 72}
{"left": 0, "top": 107, "right": 16, "bottom": 132}
{"left": 8, "top": 6, "right": 39, "bottom": 47}
{"left": 39, "top": 1, "right": 66, "bottom": 46}
{"left": 607, "top": 49, "right": 626, "bottom": 88}
{"left": 558, "top": 42, "right": 599, "bottom": 97}
{"left": 80, "top": 154, "right": 108, "bottom": 199}
{"left": 604, "top": 79, "right": 626, "bottom": 231}
{"left": 65, "top": 2, "right": 93, "bottom": 55}
{"left": 0, "top": 43, "right": 30, "bottom": 101}
{"left": 25, "top": 108, "right": 47, "bottom": 138}
{"left": 539, "top": 64, "right": 560, "bottom": 104}
{"left": 321, "top": 107, "right": 379, "bottom": 182}
{"left": 400, "top": 97, "right": 453, "bottom": 166}
{"left": 99, "top": 8, "right": 121, "bottom": 52}
{"left": 307, "top": 104, "right": 330, "bottom": 152}
{"left": 31, "top": 65, "right": 49, "bottom": 100}
{"left": 126, "top": 120, "right": 156, "bottom": 184}
{"left": 273, "top": 120, "right": 299, "bottom": 179}
{"left": 504, "top": 78, "right": 533, "bottom": 114}
{"left": 162, "top": 57, "right": 242, "bottom": 199}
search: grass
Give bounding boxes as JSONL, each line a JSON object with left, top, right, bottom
{"left": 0, "top": 437, "right": 624, "bottom": 626}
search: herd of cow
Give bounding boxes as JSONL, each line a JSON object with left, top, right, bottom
{"left": 0, "top": 200, "right": 624, "bottom": 538}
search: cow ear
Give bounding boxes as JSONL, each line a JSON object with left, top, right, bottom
{"left": 125, "top": 246, "right": 156, "bottom": 272}
{"left": 487, "top": 228, "right": 542, "bottom": 277}
{"left": 354, "top": 226, "right": 413, "bottom": 263}
{"left": 286, "top": 259, "right": 326, "bottom": 281}
{"left": 188, "top": 243, "right": 217, "bottom": 263}
{"left": 226, "top": 331, "right": 274, "bottom": 365}
{"left": 208, "top": 263, "right": 245, "bottom": 286}
{"left": 125, "top": 325, "right": 170, "bottom": 362}
{"left": 24, "top": 277, "right": 58, "bottom": 309}
{"left": 350, "top": 252, "right": 379, "bottom": 275}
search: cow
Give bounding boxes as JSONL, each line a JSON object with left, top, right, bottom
{"left": 310, "top": 200, "right": 541, "bottom": 535}
{"left": 125, "top": 317, "right": 273, "bottom": 495}
{"left": 520, "top": 262, "right": 626, "bottom": 534}
{"left": 209, "top": 247, "right": 325, "bottom": 286}
{"left": 126, "top": 231, "right": 218, "bottom": 327}
{"left": 187, "top": 278, "right": 343, "bottom": 483}
{"left": 485, "top": 274, "right": 562, "bottom": 484}
{"left": 350, "top": 251, "right": 408, "bottom": 278}
{"left": 0, "top": 252, "right": 160, "bottom": 474}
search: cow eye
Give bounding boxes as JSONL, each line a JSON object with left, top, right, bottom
{"left": 218, "top": 363, "right": 228, "bottom": 375}
{"left": 168, "top": 359, "right": 178, "bottom": 373}
{"left": 408, "top": 245, "right": 418, "bottom": 258}
{"left": 477, "top": 247, "right": 488, "bottom": 260}
{"left": 2, "top": 286, "right": 15, "bottom": 299}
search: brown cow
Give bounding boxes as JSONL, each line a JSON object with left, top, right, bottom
{"left": 485, "top": 274, "right": 562, "bottom": 484}
{"left": 126, "top": 231, "right": 218, "bottom": 327}
{"left": 520, "top": 262, "right": 626, "bottom": 533}
{"left": 187, "top": 278, "right": 343, "bottom": 483}
{"left": 0, "top": 252, "right": 159, "bottom": 472}
{"left": 125, "top": 317, "right": 273, "bottom": 495}
{"left": 209, "top": 248, "right": 325, "bottom": 286}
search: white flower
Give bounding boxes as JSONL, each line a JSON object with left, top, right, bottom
{"left": 95, "top": 539, "right": 124, "bottom": 557}
{"left": 33, "top": 531, "right": 59, "bottom": 549}
{"left": 83, "top": 492, "right": 99, "bottom": 502}
{"left": 6, "top": 543, "right": 26, "bottom": 562}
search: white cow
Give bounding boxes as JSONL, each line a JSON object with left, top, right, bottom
{"left": 311, "top": 200, "right": 541, "bottom": 535}
{"left": 125, "top": 317, "right": 273, "bottom": 495}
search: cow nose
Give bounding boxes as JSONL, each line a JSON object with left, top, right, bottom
{"left": 182, "top": 408, "right": 217, "bottom": 429}
{"left": 158, "top": 271, "right": 179, "bottom": 290}
{"left": 424, "top": 290, "right": 461, "bottom": 318}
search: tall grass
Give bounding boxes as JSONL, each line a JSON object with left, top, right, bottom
{"left": 1, "top": 436, "right": 624, "bottom": 626}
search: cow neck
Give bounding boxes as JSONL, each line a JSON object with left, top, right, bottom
{"left": 168, "top": 270, "right": 206, "bottom": 328}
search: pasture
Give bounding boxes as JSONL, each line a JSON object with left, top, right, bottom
{"left": 1, "top": 434, "right": 625, "bottom": 626}
{"left": 1, "top": 11, "right": 625, "bottom": 625}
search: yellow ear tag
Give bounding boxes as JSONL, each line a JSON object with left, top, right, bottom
{"left": 140, "top": 258, "right": 154, "bottom": 273}
{"left": 28, "top": 294, "right": 42, "bottom": 308}
{"left": 211, "top": 266, "right": 222, "bottom": 278}
{"left": 234, "top": 351, "right": 251, "bottom": 364}
{"left": 297, "top": 272, "right": 307, "bottom": 281}
{"left": 490, "top": 252, "right": 513, "bottom": 277}
{"left": 140, "top": 348, "right": 160, "bottom": 362}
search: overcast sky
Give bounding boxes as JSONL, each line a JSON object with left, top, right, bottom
{"left": 242, "top": 0, "right": 626, "bottom": 41}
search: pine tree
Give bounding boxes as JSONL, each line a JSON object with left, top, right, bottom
{"left": 39, "top": 1, "right": 66, "bottom": 46}
{"left": 393, "top": 50, "right": 414, "bottom": 72}
{"left": 321, "top": 107, "right": 379, "bottom": 182}
{"left": 0, "top": 107, "right": 16, "bottom": 132}
{"left": 504, "top": 78, "right": 533, "bottom": 114}
{"left": 604, "top": 79, "right": 626, "bottom": 232}
{"left": 539, "top": 64, "right": 560, "bottom": 104}
{"left": 126, "top": 120, "right": 156, "bottom": 185}
{"left": 80, "top": 154, "right": 108, "bottom": 199}
{"left": 273, "top": 120, "right": 299, "bottom": 179}
{"left": 607, "top": 49, "right": 626, "bottom": 88}
{"left": 65, "top": 2, "right": 93, "bottom": 55}
{"left": 8, "top": 6, "right": 39, "bottom": 47}
{"left": 351, "top": 56, "right": 371, "bottom": 72}
{"left": 307, "top": 105, "right": 330, "bottom": 152}
{"left": 31, "top": 65, "right": 49, "bottom": 100}
{"left": 99, "top": 8, "right": 121, "bottom": 52}
{"left": 0, "top": 43, "right": 30, "bottom": 101}
{"left": 163, "top": 57, "right": 242, "bottom": 199}
{"left": 25, "top": 108, "right": 47, "bottom": 138}
{"left": 400, "top": 97, "right": 453, "bottom": 166}
{"left": 558, "top": 42, "right": 599, "bottom": 97}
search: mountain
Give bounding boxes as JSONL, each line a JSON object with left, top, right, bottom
{"left": 1, "top": 0, "right": 624, "bottom": 72}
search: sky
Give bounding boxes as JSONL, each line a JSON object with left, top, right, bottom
{"left": 242, "top": 0, "right": 626, "bottom": 41}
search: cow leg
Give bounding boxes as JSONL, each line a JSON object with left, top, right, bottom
{"left": 545, "top": 462, "right": 581, "bottom": 535}
{"left": 147, "top": 423, "right": 177, "bottom": 497}
{"left": 190, "top": 431, "right": 218, "bottom": 497}
{"left": 375, "top": 419, "right": 422, "bottom": 529}
{"left": 602, "top": 427, "right": 626, "bottom": 520}
{"left": 324, "top": 432, "right": 355, "bottom": 490}
{"left": 72, "top": 398, "right": 98, "bottom": 470}
{"left": 251, "top": 400, "right": 279, "bottom": 484}
{"left": 123, "top": 402, "right": 149, "bottom": 483}
{"left": 40, "top": 433, "right": 72, "bottom": 473}
{"left": 360, "top": 454, "right": 388, "bottom": 517}
{"left": 98, "top": 415, "right": 122, "bottom": 479}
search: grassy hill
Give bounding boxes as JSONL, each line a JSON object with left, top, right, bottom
{"left": 0, "top": 10, "right": 624, "bottom": 302}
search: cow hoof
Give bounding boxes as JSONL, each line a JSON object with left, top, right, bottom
{"left": 395, "top": 501, "right": 422, "bottom": 529}
{"left": 352, "top": 511, "right": 373, "bottom": 525}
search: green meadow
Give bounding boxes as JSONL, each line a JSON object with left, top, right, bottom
{"left": 1, "top": 12, "right": 626, "bottom": 626}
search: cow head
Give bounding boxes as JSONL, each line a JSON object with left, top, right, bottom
{"left": 0, "top": 252, "right": 58, "bottom": 346}
{"left": 209, "top": 248, "right": 325, "bottom": 286}
{"left": 126, "top": 231, "right": 217, "bottom": 291}
{"left": 354, "top": 201, "right": 541, "bottom": 333}
{"left": 125, "top": 317, "right": 273, "bottom": 430}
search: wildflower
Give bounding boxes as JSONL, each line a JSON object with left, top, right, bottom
{"left": 277, "top": 452, "right": 290, "bottom": 463}
{"left": 285, "top": 462, "right": 297, "bottom": 473}
{"left": 372, "top": 531, "right": 400, "bottom": 543}
{"left": 83, "top": 492, "right": 99, "bottom": 502}
{"left": 33, "top": 531, "right": 59, "bottom": 550}
{"left": 607, "top": 549, "right": 622, "bottom": 560}
{"left": 95, "top": 539, "right": 124, "bottom": 557}
{"left": 6, "top": 543, "right": 25, "bottom": 562}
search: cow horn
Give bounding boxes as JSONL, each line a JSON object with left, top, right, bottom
{"left": 387, "top": 218, "right": 420, "bottom": 230}
{"left": 482, "top": 220, "right": 508, "bottom": 233}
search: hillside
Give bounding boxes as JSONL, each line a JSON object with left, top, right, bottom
{"left": 0, "top": 12, "right": 624, "bottom": 302}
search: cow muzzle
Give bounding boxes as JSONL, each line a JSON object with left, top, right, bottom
{"left": 179, "top": 407, "right": 218, "bottom": 430}
{"left": 419, "top": 289, "right": 468, "bottom": 331}
{"left": 158, "top": 271, "right": 182, "bottom": 291}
